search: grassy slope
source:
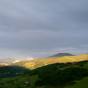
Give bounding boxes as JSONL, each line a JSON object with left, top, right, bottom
{"left": 0, "top": 75, "right": 31, "bottom": 88}
{"left": 1, "top": 75, "right": 88, "bottom": 88}
{"left": 66, "top": 77, "right": 88, "bottom": 88}
{"left": 0, "top": 55, "right": 88, "bottom": 88}
{"left": 66, "top": 61, "right": 88, "bottom": 88}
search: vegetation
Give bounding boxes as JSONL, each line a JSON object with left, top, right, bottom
{"left": 0, "top": 61, "right": 88, "bottom": 88}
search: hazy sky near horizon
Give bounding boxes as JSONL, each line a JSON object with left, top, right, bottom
{"left": 0, "top": 0, "right": 88, "bottom": 58}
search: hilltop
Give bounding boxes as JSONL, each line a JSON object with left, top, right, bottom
{"left": 49, "top": 53, "right": 74, "bottom": 57}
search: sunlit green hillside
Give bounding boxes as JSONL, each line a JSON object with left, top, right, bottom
{"left": 0, "top": 60, "right": 88, "bottom": 88}
{"left": 14, "top": 54, "right": 88, "bottom": 69}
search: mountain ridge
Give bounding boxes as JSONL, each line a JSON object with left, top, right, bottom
{"left": 49, "top": 53, "right": 74, "bottom": 57}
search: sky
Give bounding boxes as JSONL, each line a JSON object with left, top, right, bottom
{"left": 0, "top": 0, "right": 88, "bottom": 58}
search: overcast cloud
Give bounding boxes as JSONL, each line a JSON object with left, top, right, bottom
{"left": 0, "top": 0, "right": 88, "bottom": 58}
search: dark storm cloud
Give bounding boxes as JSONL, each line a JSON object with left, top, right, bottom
{"left": 0, "top": 0, "right": 88, "bottom": 57}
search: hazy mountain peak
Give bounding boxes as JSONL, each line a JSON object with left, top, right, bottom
{"left": 50, "top": 53, "right": 74, "bottom": 57}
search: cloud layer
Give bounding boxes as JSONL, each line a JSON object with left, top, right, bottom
{"left": 0, "top": 0, "right": 88, "bottom": 57}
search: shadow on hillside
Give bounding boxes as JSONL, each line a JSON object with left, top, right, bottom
{"left": 0, "top": 61, "right": 88, "bottom": 88}
{"left": 31, "top": 61, "right": 88, "bottom": 88}
{"left": 0, "top": 65, "right": 31, "bottom": 78}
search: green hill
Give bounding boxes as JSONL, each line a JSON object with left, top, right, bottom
{"left": 0, "top": 61, "right": 88, "bottom": 88}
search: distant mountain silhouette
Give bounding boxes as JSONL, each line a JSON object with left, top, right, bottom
{"left": 50, "top": 53, "right": 74, "bottom": 57}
